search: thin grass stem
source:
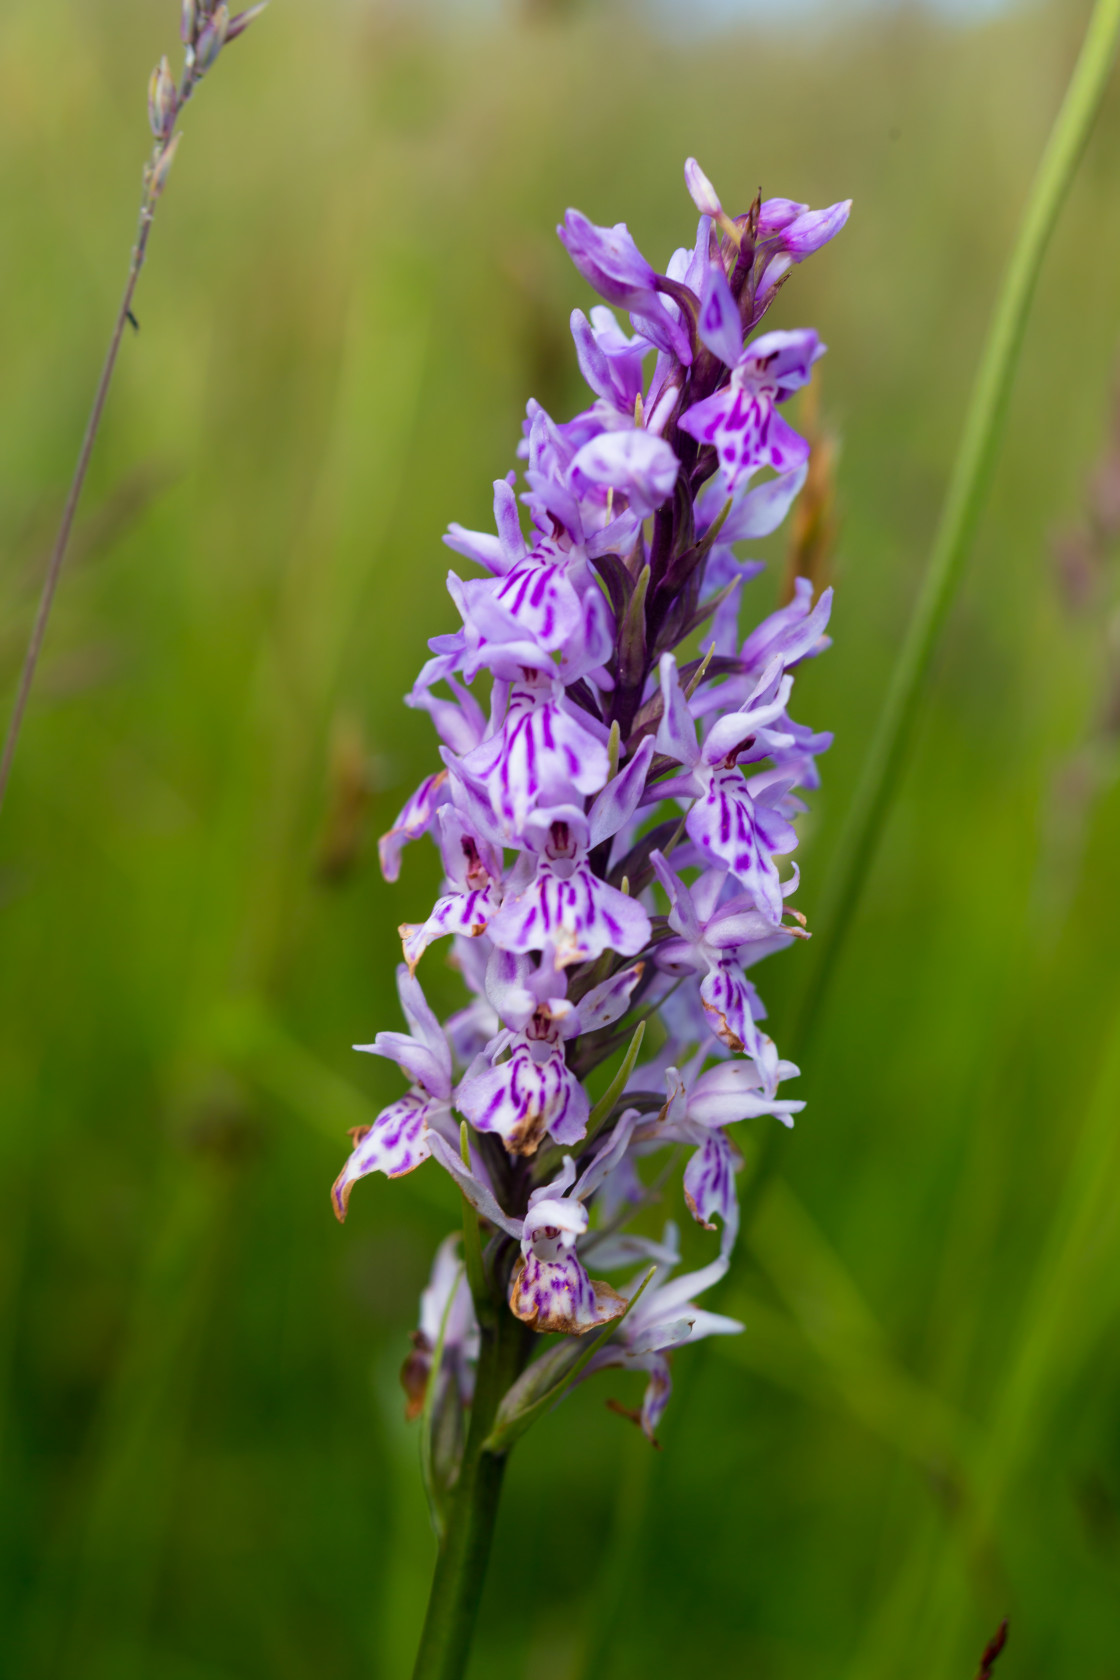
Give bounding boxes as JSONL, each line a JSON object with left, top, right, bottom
{"left": 0, "top": 149, "right": 176, "bottom": 819}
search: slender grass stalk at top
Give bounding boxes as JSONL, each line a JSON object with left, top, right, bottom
{"left": 790, "top": 0, "right": 1120, "bottom": 1054}
{"left": 0, "top": 2, "right": 269, "bottom": 822}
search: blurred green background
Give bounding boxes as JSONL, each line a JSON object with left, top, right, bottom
{"left": 2, "top": 0, "right": 1120, "bottom": 1675}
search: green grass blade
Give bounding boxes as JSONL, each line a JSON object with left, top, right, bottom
{"left": 458, "top": 1123, "right": 496, "bottom": 1331}
{"left": 585, "top": 1020, "right": 647, "bottom": 1141}
{"left": 794, "top": 0, "right": 1120, "bottom": 1050}
{"left": 419, "top": 1260, "right": 464, "bottom": 1544}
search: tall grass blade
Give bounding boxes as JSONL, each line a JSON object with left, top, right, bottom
{"left": 793, "top": 0, "right": 1120, "bottom": 1050}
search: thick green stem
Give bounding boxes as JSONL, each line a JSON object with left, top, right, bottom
{"left": 791, "top": 0, "right": 1120, "bottom": 1053}
{"left": 411, "top": 1305, "right": 530, "bottom": 1680}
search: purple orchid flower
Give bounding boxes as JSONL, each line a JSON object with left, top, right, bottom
{"left": 455, "top": 956, "right": 643, "bottom": 1153}
{"left": 650, "top": 850, "right": 796, "bottom": 1055}
{"left": 653, "top": 652, "right": 802, "bottom": 924}
{"left": 336, "top": 158, "right": 848, "bottom": 1474}
{"left": 509, "top": 1169, "right": 628, "bottom": 1335}
{"left": 558, "top": 209, "right": 693, "bottom": 364}
{"left": 456, "top": 669, "right": 611, "bottom": 837}
{"left": 332, "top": 966, "right": 456, "bottom": 1216}
{"left": 400, "top": 808, "right": 504, "bottom": 971}
{"left": 487, "top": 740, "right": 655, "bottom": 968}
{"left": 570, "top": 306, "right": 650, "bottom": 421}
{"left": 678, "top": 328, "right": 826, "bottom": 494}
{"left": 654, "top": 1055, "right": 804, "bottom": 1247}
{"left": 585, "top": 1226, "right": 742, "bottom": 1441}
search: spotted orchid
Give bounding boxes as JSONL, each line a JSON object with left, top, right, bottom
{"left": 333, "top": 158, "right": 847, "bottom": 1493}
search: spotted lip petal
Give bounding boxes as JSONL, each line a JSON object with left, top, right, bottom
{"left": 509, "top": 1255, "right": 628, "bottom": 1334}
{"left": 510, "top": 1191, "right": 627, "bottom": 1334}
{"left": 460, "top": 675, "right": 610, "bottom": 837}
{"left": 455, "top": 1036, "right": 590, "bottom": 1155}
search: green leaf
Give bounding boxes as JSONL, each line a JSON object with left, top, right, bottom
{"left": 792, "top": 0, "right": 1120, "bottom": 1055}
{"left": 585, "top": 1020, "right": 646, "bottom": 1142}
{"left": 459, "top": 1122, "right": 495, "bottom": 1329}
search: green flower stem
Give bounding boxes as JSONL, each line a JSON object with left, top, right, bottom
{"left": 411, "top": 1295, "right": 531, "bottom": 1680}
{"left": 791, "top": 0, "right": 1120, "bottom": 1054}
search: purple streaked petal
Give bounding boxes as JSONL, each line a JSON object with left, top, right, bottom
{"left": 686, "top": 1060, "right": 804, "bottom": 1129}
{"left": 683, "top": 1126, "right": 739, "bottom": 1236}
{"left": 572, "top": 962, "right": 645, "bottom": 1035}
{"left": 679, "top": 382, "right": 810, "bottom": 493}
{"left": 655, "top": 653, "right": 700, "bottom": 767}
{"left": 699, "top": 957, "right": 763, "bottom": 1056}
{"left": 685, "top": 766, "right": 790, "bottom": 922}
{"left": 697, "top": 261, "right": 742, "bottom": 367}
{"left": 588, "top": 736, "right": 656, "bottom": 847}
{"left": 331, "top": 1095, "right": 437, "bottom": 1219}
{"left": 460, "top": 677, "right": 611, "bottom": 836}
{"left": 488, "top": 861, "right": 651, "bottom": 968}
{"left": 400, "top": 885, "right": 499, "bottom": 970}
{"left": 377, "top": 771, "right": 450, "bottom": 883}
{"left": 455, "top": 1037, "right": 590, "bottom": 1154}
{"left": 490, "top": 555, "right": 584, "bottom": 652}
{"left": 510, "top": 1251, "right": 627, "bottom": 1336}
{"left": 740, "top": 328, "right": 825, "bottom": 395}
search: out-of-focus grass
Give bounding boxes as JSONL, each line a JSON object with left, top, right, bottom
{"left": 1, "top": 1, "right": 1119, "bottom": 1676}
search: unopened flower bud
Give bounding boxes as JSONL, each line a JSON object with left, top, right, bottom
{"left": 181, "top": 0, "right": 199, "bottom": 45}
{"left": 147, "top": 57, "right": 177, "bottom": 141}
{"left": 684, "top": 157, "right": 722, "bottom": 221}
{"left": 194, "top": 2, "right": 229, "bottom": 73}
{"left": 226, "top": 2, "right": 269, "bottom": 43}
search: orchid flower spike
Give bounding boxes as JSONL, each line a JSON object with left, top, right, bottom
{"left": 331, "top": 158, "right": 848, "bottom": 1576}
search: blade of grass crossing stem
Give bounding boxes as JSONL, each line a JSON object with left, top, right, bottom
{"left": 459, "top": 1123, "right": 494, "bottom": 1330}
{"left": 793, "top": 0, "right": 1120, "bottom": 1053}
{"left": 585, "top": 1021, "right": 646, "bottom": 1141}
{"left": 420, "top": 1263, "right": 464, "bottom": 1543}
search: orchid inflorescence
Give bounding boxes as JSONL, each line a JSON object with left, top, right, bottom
{"left": 334, "top": 158, "right": 849, "bottom": 1465}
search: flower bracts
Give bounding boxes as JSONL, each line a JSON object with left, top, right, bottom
{"left": 336, "top": 159, "right": 849, "bottom": 1444}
